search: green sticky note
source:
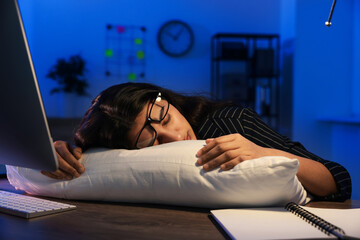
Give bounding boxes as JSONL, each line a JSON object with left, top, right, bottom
{"left": 135, "top": 38, "right": 143, "bottom": 45}
{"left": 137, "top": 50, "right": 145, "bottom": 59}
{"left": 128, "top": 73, "right": 136, "bottom": 81}
{"left": 105, "top": 49, "right": 113, "bottom": 57}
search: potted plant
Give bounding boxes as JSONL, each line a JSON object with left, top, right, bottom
{"left": 46, "top": 54, "right": 89, "bottom": 96}
{"left": 46, "top": 55, "right": 90, "bottom": 117}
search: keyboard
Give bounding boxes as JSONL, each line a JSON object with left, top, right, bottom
{"left": 0, "top": 190, "right": 76, "bottom": 218}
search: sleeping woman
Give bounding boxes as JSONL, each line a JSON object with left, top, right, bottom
{"left": 41, "top": 82, "right": 352, "bottom": 201}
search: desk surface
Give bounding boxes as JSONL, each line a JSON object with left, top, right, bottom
{"left": 1, "top": 178, "right": 359, "bottom": 240}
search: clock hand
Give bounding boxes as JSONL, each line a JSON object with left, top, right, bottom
{"left": 164, "top": 31, "right": 176, "bottom": 40}
{"left": 174, "top": 27, "right": 184, "bottom": 41}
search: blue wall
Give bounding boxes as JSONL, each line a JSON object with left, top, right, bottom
{"left": 15, "top": 0, "right": 359, "bottom": 199}
{"left": 18, "top": 0, "right": 283, "bottom": 118}
{"left": 294, "top": 0, "right": 353, "bottom": 157}
{"left": 294, "top": 0, "right": 360, "bottom": 199}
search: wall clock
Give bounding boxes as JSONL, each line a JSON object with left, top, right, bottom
{"left": 157, "top": 20, "right": 194, "bottom": 57}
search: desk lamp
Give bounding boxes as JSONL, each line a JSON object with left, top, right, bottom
{"left": 325, "top": 0, "right": 337, "bottom": 27}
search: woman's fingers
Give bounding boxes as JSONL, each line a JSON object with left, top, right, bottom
{"left": 72, "top": 146, "right": 83, "bottom": 160}
{"left": 41, "top": 141, "right": 85, "bottom": 180}
{"left": 57, "top": 152, "right": 81, "bottom": 178}
{"left": 54, "top": 141, "right": 85, "bottom": 176}
{"left": 41, "top": 155, "right": 75, "bottom": 180}
{"left": 220, "top": 159, "right": 239, "bottom": 171}
{"left": 202, "top": 150, "right": 244, "bottom": 171}
{"left": 197, "top": 134, "right": 240, "bottom": 165}
{"left": 196, "top": 133, "right": 265, "bottom": 171}
{"left": 197, "top": 141, "right": 236, "bottom": 165}
{"left": 198, "top": 134, "right": 240, "bottom": 155}
{"left": 41, "top": 151, "right": 80, "bottom": 180}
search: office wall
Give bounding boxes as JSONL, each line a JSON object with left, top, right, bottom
{"left": 294, "top": 0, "right": 353, "bottom": 157}
{"left": 18, "top": 0, "right": 282, "bottom": 118}
{"left": 294, "top": 0, "right": 359, "bottom": 199}
{"left": 279, "top": 0, "right": 296, "bottom": 137}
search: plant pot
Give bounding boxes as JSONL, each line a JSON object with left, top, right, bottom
{"left": 57, "top": 93, "right": 89, "bottom": 118}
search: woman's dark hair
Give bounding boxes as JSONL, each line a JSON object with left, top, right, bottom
{"left": 74, "top": 82, "right": 233, "bottom": 150}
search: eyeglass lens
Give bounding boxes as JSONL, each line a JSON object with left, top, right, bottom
{"left": 136, "top": 97, "right": 169, "bottom": 148}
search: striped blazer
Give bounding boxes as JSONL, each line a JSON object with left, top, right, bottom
{"left": 197, "top": 106, "right": 352, "bottom": 201}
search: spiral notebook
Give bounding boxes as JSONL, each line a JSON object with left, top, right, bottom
{"left": 210, "top": 202, "right": 360, "bottom": 240}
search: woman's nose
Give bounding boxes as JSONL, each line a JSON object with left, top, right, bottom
{"left": 156, "top": 128, "right": 182, "bottom": 144}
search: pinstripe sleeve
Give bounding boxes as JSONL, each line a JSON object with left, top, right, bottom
{"left": 197, "top": 106, "right": 352, "bottom": 201}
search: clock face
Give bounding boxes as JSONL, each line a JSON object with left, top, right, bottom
{"left": 157, "top": 20, "right": 194, "bottom": 57}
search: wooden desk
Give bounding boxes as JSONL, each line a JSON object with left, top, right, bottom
{"left": 0, "top": 178, "right": 225, "bottom": 240}
{"left": 1, "top": 178, "right": 359, "bottom": 240}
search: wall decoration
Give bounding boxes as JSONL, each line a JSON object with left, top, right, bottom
{"left": 105, "top": 24, "right": 146, "bottom": 81}
{"left": 157, "top": 20, "right": 194, "bottom": 57}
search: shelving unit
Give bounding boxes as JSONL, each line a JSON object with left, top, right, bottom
{"left": 211, "top": 33, "right": 280, "bottom": 129}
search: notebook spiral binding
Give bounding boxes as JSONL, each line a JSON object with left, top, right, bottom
{"left": 285, "top": 202, "right": 346, "bottom": 238}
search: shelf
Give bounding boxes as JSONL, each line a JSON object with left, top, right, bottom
{"left": 212, "top": 33, "right": 279, "bottom": 39}
{"left": 212, "top": 57, "right": 250, "bottom": 61}
{"left": 317, "top": 116, "right": 360, "bottom": 125}
{"left": 211, "top": 33, "right": 280, "bottom": 130}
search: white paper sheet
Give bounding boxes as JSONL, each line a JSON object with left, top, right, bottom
{"left": 211, "top": 207, "right": 360, "bottom": 240}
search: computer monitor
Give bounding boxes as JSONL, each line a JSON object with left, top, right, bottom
{"left": 0, "top": 0, "right": 59, "bottom": 171}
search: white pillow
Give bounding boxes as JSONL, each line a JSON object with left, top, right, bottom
{"left": 6, "top": 140, "right": 309, "bottom": 208}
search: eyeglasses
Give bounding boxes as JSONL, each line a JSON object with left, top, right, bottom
{"left": 134, "top": 92, "right": 169, "bottom": 149}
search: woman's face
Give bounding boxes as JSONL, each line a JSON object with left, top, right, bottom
{"left": 127, "top": 100, "right": 197, "bottom": 148}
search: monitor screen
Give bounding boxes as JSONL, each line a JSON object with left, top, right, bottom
{"left": 0, "top": 0, "right": 58, "bottom": 171}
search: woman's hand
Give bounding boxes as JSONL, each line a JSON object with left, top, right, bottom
{"left": 196, "top": 134, "right": 268, "bottom": 171}
{"left": 41, "top": 141, "right": 85, "bottom": 180}
{"left": 196, "top": 134, "right": 339, "bottom": 197}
